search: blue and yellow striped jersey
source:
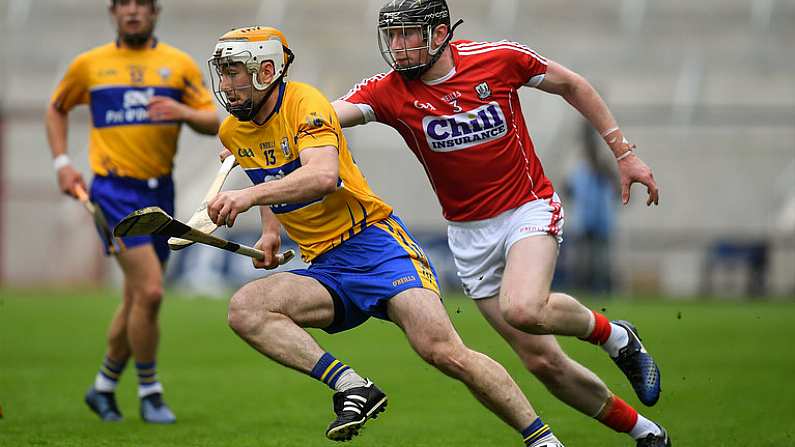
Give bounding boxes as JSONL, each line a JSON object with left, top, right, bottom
{"left": 219, "top": 81, "right": 393, "bottom": 262}
{"left": 50, "top": 40, "right": 215, "bottom": 179}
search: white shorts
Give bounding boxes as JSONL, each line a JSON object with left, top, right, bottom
{"left": 447, "top": 194, "right": 564, "bottom": 299}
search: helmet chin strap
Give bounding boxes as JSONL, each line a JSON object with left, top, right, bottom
{"left": 399, "top": 19, "right": 463, "bottom": 80}
{"left": 230, "top": 82, "right": 277, "bottom": 122}
{"left": 227, "top": 96, "right": 263, "bottom": 122}
{"left": 227, "top": 75, "right": 271, "bottom": 122}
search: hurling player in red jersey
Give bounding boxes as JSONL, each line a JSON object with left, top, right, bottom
{"left": 333, "top": 1, "right": 668, "bottom": 446}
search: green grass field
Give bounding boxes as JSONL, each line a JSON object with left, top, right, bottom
{"left": 1, "top": 289, "right": 794, "bottom": 446}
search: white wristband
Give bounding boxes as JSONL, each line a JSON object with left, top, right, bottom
{"left": 53, "top": 154, "right": 71, "bottom": 171}
{"left": 616, "top": 149, "right": 634, "bottom": 161}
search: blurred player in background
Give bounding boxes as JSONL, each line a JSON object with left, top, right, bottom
{"left": 564, "top": 121, "right": 620, "bottom": 294}
{"left": 45, "top": 0, "right": 219, "bottom": 423}
{"left": 208, "top": 26, "right": 565, "bottom": 446}
{"left": 333, "top": 1, "right": 669, "bottom": 446}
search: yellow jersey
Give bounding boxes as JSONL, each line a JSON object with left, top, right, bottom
{"left": 50, "top": 40, "right": 215, "bottom": 179}
{"left": 219, "top": 81, "right": 393, "bottom": 262}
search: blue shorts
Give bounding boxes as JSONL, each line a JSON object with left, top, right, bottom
{"left": 291, "top": 215, "right": 440, "bottom": 334}
{"left": 90, "top": 174, "right": 175, "bottom": 263}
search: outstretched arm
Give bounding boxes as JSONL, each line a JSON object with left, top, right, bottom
{"left": 536, "top": 61, "right": 659, "bottom": 206}
{"left": 332, "top": 100, "right": 367, "bottom": 128}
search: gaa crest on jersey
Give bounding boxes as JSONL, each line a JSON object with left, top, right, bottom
{"left": 475, "top": 82, "right": 491, "bottom": 100}
{"left": 422, "top": 102, "right": 507, "bottom": 152}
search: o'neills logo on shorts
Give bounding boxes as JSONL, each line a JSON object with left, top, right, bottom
{"left": 422, "top": 102, "right": 507, "bottom": 152}
{"left": 392, "top": 275, "right": 416, "bottom": 287}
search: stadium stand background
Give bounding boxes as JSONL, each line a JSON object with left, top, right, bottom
{"left": 1, "top": 0, "right": 793, "bottom": 297}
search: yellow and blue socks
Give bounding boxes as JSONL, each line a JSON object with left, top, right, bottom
{"left": 522, "top": 417, "right": 562, "bottom": 447}
{"left": 136, "top": 361, "right": 164, "bottom": 398}
{"left": 310, "top": 353, "right": 367, "bottom": 392}
{"left": 93, "top": 355, "right": 127, "bottom": 392}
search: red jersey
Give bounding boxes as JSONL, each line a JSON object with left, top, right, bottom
{"left": 341, "top": 40, "right": 556, "bottom": 222}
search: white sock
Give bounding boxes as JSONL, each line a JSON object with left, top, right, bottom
{"left": 334, "top": 369, "right": 367, "bottom": 392}
{"left": 138, "top": 382, "right": 164, "bottom": 398}
{"left": 529, "top": 434, "right": 564, "bottom": 447}
{"left": 602, "top": 323, "right": 630, "bottom": 358}
{"left": 629, "top": 414, "right": 662, "bottom": 440}
{"left": 94, "top": 373, "right": 118, "bottom": 392}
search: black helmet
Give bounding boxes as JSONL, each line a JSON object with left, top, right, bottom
{"left": 377, "top": 0, "right": 463, "bottom": 80}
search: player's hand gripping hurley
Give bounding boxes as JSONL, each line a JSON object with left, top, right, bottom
{"left": 73, "top": 184, "right": 126, "bottom": 255}
{"left": 115, "top": 206, "right": 294, "bottom": 266}
{"left": 168, "top": 156, "right": 239, "bottom": 250}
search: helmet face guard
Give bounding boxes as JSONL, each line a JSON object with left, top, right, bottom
{"left": 377, "top": 0, "right": 461, "bottom": 80}
{"left": 208, "top": 27, "right": 294, "bottom": 121}
{"left": 208, "top": 53, "right": 259, "bottom": 122}
{"left": 377, "top": 23, "right": 437, "bottom": 80}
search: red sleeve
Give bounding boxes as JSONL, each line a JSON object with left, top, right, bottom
{"left": 493, "top": 41, "right": 549, "bottom": 89}
{"left": 339, "top": 72, "right": 393, "bottom": 125}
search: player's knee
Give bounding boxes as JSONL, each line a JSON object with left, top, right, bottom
{"left": 418, "top": 341, "right": 467, "bottom": 376}
{"left": 133, "top": 284, "right": 164, "bottom": 313}
{"left": 502, "top": 298, "right": 551, "bottom": 335}
{"left": 229, "top": 278, "right": 290, "bottom": 337}
{"left": 227, "top": 289, "right": 260, "bottom": 337}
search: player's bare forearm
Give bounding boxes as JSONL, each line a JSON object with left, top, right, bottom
{"left": 560, "top": 79, "right": 660, "bottom": 206}
{"left": 249, "top": 146, "right": 340, "bottom": 206}
{"left": 249, "top": 163, "right": 338, "bottom": 205}
{"left": 45, "top": 104, "right": 69, "bottom": 158}
{"left": 45, "top": 104, "right": 86, "bottom": 197}
{"left": 254, "top": 206, "right": 283, "bottom": 269}
{"left": 332, "top": 100, "right": 366, "bottom": 128}
{"left": 560, "top": 80, "right": 659, "bottom": 206}
{"left": 209, "top": 146, "right": 339, "bottom": 227}
{"left": 184, "top": 108, "right": 220, "bottom": 135}
{"left": 259, "top": 206, "right": 281, "bottom": 237}
{"left": 537, "top": 61, "right": 624, "bottom": 153}
{"left": 537, "top": 61, "right": 659, "bottom": 206}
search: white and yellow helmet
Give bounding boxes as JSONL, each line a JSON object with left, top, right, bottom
{"left": 208, "top": 26, "right": 294, "bottom": 120}
{"left": 209, "top": 26, "right": 292, "bottom": 91}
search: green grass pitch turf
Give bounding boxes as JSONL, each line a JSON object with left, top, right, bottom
{"left": 1, "top": 288, "right": 794, "bottom": 446}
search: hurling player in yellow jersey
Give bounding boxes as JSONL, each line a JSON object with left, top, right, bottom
{"left": 44, "top": 0, "right": 219, "bottom": 424}
{"left": 206, "top": 27, "right": 565, "bottom": 445}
